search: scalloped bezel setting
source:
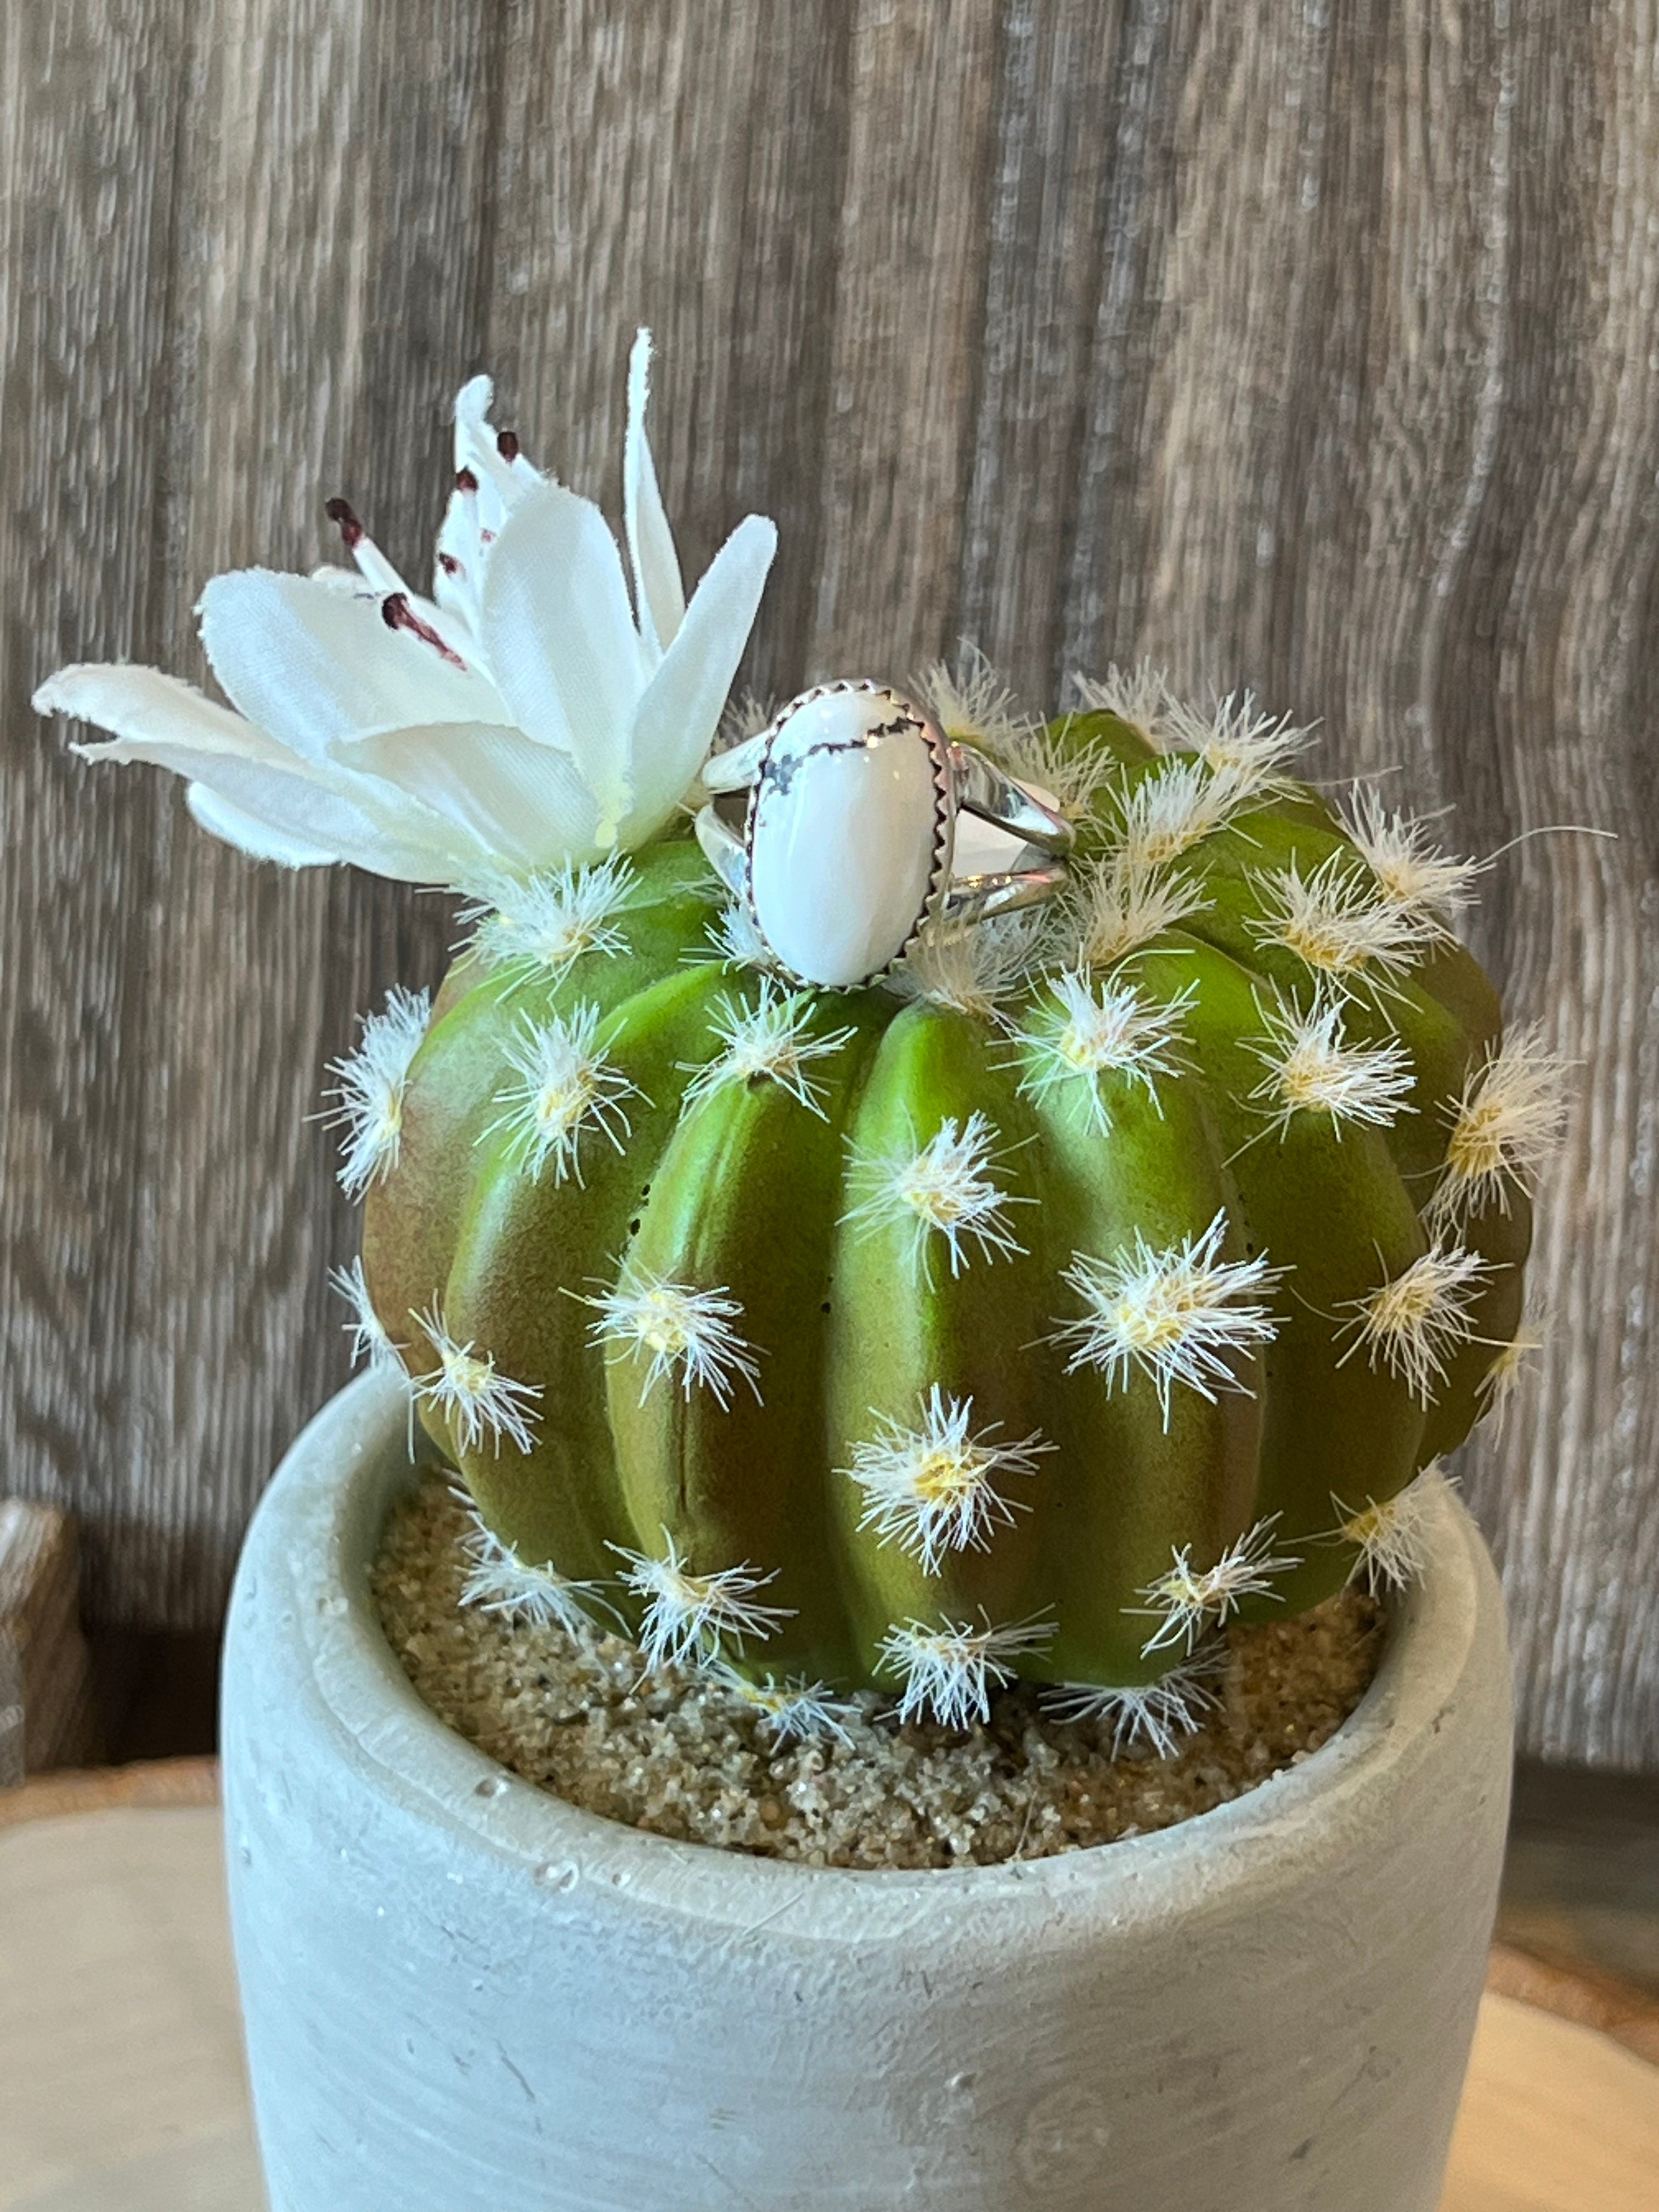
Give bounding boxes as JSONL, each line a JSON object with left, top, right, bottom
{"left": 740, "top": 682, "right": 953, "bottom": 990}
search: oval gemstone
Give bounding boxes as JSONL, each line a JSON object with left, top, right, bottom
{"left": 748, "top": 687, "right": 950, "bottom": 989}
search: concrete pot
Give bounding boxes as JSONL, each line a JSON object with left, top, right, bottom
{"left": 222, "top": 1369, "right": 1514, "bottom": 2212}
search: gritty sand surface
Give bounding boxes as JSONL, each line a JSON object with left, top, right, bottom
{"left": 372, "top": 1469, "right": 1386, "bottom": 1870}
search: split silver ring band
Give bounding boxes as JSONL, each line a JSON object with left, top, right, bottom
{"left": 695, "top": 679, "right": 1074, "bottom": 992}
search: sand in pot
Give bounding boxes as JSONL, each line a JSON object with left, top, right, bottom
{"left": 372, "top": 1469, "right": 1387, "bottom": 1871}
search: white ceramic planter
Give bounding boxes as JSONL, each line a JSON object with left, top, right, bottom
{"left": 223, "top": 1369, "right": 1513, "bottom": 2212}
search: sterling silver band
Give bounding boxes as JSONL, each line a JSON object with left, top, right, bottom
{"left": 694, "top": 802, "right": 1071, "bottom": 930}
{"left": 696, "top": 793, "right": 754, "bottom": 903}
{"left": 950, "top": 744, "right": 1076, "bottom": 860}
{"left": 941, "top": 857, "right": 1074, "bottom": 927}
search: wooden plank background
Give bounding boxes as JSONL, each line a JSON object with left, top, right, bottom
{"left": 1, "top": 1, "right": 1655, "bottom": 1768}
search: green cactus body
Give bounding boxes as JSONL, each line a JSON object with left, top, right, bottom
{"left": 362, "top": 708, "right": 1531, "bottom": 1708}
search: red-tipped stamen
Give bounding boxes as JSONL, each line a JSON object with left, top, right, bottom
{"left": 325, "top": 495, "right": 365, "bottom": 550}
{"left": 382, "top": 591, "right": 467, "bottom": 670}
{"left": 438, "top": 552, "right": 462, "bottom": 577}
{"left": 455, "top": 467, "right": 479, "bottom": 494}
{"left": 496, "top": 430, "right": 520, "bottom": 462}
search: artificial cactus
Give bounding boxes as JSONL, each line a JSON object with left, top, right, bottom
{"left": 32, "top": 334, "right": 1557, "bottom": 1743}
{"left": 335, "top": 663, "right": 1556, "bottom": 1737}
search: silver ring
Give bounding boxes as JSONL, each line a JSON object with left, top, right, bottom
{"left": 695, "top": 680, "right": 1073, "bottom": 991}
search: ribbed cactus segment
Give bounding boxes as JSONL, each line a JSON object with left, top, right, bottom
{"left": 360, "top": 708, "right": 1533, "bottom": 1717}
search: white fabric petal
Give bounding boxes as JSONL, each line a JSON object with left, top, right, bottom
{"left": 453, "top": 375, "right": 537, "bottom": 535}
{"left": 34, "top": 663, "right": 458, "bottom": 874}
{"left": 478, "top": 481, "right": 649, "bottom": 834}
{"left": 184, "top": 785, "right": 344, "bottom": 867}
{"left": 433, "top": 491, "right": 483, "bottom": 628}
{"left": 454, "top": 373, "right": 495, "bottom": 436}
{"left": 33, "top": 662, "right": 291, "bottom": 764}
{"left": 620, "top": 514, "right": 778, "bottom": 846}
{"left": 198, "top": 569, "right": 510, "bottom": 757}
{"left": 339, "top": 722, "right": 603, "bottom": 871}
{"left": 74, "top": 726, "right": 487, "bottom": 882}
{"left": 624, "top": 329, "right": 686, "bottom": 662}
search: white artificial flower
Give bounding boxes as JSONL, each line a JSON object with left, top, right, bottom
{"left": 32, "top": 333, "right": 777, "bottom": 882}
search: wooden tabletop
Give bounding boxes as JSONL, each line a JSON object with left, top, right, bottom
{"left": 3, "top": 1762, "right": 1657, "bottom": 2212}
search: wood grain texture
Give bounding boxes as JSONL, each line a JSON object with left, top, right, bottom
{"left": 1443, "top": 1989, "right": 1659, "bottom": 2212}
{"left": 0, "top": 1753, "right": 218, "bottom": 1827}
{"left": 1487, "top": 1942, "right": 1659, "bottom": 2069}
{"left": 0, "top": 1500, "right": 99, "bottom": 1783}
{"left": 1, "top": 2, "right": 1655, "bottom": 1765}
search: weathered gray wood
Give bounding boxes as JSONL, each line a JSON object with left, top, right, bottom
{"left": 485, "top": 1, "right": 856, "bottom": 703}
{"left": 1, "top": 0, "right": 1655, "bottom": 1767}
{"left": 0, "top": 0, "right": 189, "bottom": 1615}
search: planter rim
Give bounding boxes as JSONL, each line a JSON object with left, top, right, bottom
{"left": 239, "top": 1367, "right": 1500, "bottom": 1949}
